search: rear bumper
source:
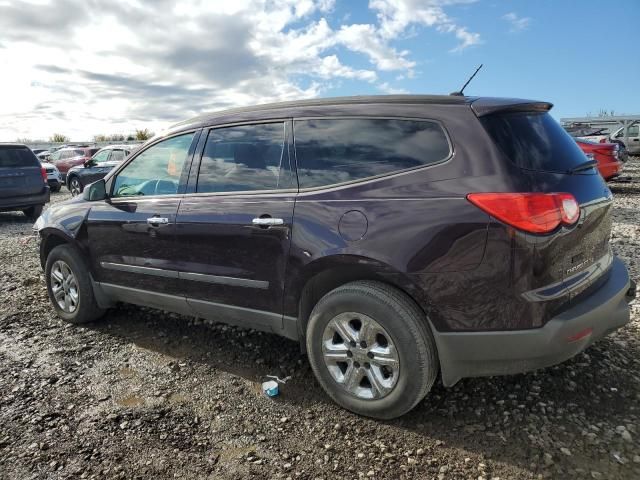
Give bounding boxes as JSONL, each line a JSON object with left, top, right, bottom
{"left": 0, "top": 188, "right": 50, "bottom": 211}
{"left": 435, "top": 256, "right": 634, "bottom": 386}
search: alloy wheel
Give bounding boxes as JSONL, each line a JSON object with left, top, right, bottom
{"left": 50, "top": 260, "right": 79, "bottom": 313}
{"left": 70, "top": 178, "right": 81, "bottom": 196}
{"left": 322, "top": 312, "right": 399, "bottom": 400}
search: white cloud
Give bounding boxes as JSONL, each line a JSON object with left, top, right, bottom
{"left": 502, "top": 12, "right": 531, "bottom": 32}
{"left": 370, "top": 0, "right": 481, "bottom": 51}
{"left": 0, "top": 0, "right": 480, "bottom": 140}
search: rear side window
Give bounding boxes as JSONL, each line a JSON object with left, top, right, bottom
{"left": 196, "top": 122, "right": 291, "bottom": 193}
{"left": 0, "top": 147, "right": 39, "bottom": 167}
{"left": 294, "top": 118, "right": 450, "bottom": 188}
{"left": 481, "top": 112, "right": 591, "bottom": 172}
{"left": 89, "top": 148, "right": 100, "bottom": 156}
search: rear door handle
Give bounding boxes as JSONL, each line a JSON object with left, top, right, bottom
{"left": 252, "top": 217, "right": 284, "bottom": 226}
{"left": 147, "top": 216, "right": 169, "bottom": 225}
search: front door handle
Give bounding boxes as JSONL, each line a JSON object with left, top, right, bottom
{"left": 147, "top": 216, "right": 169, "bottom": 225}
{"left": 252, "top": 217, "right": 284, "bottom": 226}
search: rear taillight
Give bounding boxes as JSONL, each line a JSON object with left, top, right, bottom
{"left": 40, "top": 166, "right": 47, "bottom": 183}
{"left": 467, "top": 193, "right": 580, "bottom": 234}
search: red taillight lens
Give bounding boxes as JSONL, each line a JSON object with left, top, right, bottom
{"left": 40, "top": 166, "right": 47, "bottom": 183}
{"left": 467, "top": 193, "right": 580, "bottom": 234}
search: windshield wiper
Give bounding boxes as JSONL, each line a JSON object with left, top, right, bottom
{"left": 566, "top": 159, "right": 597, "bottom": 174}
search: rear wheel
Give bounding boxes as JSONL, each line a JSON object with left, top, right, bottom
{"left": 23, "top": 204, "right": 44, "bottom": 220}
{"left": 68, "top": 176, "right": 83, "bottom": 196}
{"left": 45, "top": 244, "right": 105, "bottom": 324}
{"left": 306, "top": 281, "right": 438, "bottom": 419}
{"left": 50, "top": 184, "right": 61, "bottom": 193}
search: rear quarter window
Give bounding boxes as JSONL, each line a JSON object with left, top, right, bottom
{"left": 481, "top": 112, "right": 590, "bottom": 172}
{"left": 294, "top": 118, "right": 451, "bottom": 188}
{"left": 0, "top": 147, "right": 39, "bottom": 167}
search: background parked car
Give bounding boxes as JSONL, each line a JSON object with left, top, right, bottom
{"left": 575, "top": 139, "right": 623, "bottom": 181}
{"left": 36, "top": 151, "right": 51, "bottom": 162}
{"left": 49, "top": 146, "right": 99, "bottom": 183}
{"left": 0, "top": 143, "right": 50, "bottom": 219}
{"left": 609, "top": 124, "right": 640, "bottom": 155}
{"left": 40, "top": 160, "right": 62, "bottom": 192}
{"left": 66, "top": 145, "right": 133, "bottom": 196}
{"left": 568, "top": 125, "right": 637, "bottom": 159}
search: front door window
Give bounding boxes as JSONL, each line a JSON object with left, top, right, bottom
{"left": 112, "top": 133, "right": 194, "bottom": 197}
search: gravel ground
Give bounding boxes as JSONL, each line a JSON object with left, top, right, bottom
{"left": 1, "top": 163, "right": 639, "bottom": 480}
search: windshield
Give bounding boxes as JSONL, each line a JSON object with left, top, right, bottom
{"left": 481, "top": 112, "right": 592, "bottom": 173}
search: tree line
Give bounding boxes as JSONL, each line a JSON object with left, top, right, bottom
{"left": 16, "top": 129, "right": 155, "bottom": 144}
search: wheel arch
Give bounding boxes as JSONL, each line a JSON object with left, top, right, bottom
{"left": 293, "top": 255, "right": 434, "bottom": 348}
{"left": 39, "top": 227, "right": 89, "bottom": 269}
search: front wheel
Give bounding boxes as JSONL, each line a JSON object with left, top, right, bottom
{"left": 68, "top": 177, "right": 83, "bottom": 196}
{"left": 306, "top": 281, "right": 439, "bottom": 419}
{"left": 45, "top": 244, "right": 105, "bottom": 324}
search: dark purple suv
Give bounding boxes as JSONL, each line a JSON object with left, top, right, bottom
{"left": 34, "top": 95, "right": 634, "bottom": 418}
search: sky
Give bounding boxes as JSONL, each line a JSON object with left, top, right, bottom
{"left": 0, "top": 0, "right": 638, "bottom": 141}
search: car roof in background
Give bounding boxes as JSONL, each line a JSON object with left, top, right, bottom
{"left": 0, "top": 143, "right": 29, "bottom": 148}
{"left": 97, "top": 144, "right": 134, "bottom": 150}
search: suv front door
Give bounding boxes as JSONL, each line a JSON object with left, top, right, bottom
{"left": 86, "top": 132, "right": 200, "bottom": 305}
{"left": 176, "top": 121, "right": 297, "bottom": 337}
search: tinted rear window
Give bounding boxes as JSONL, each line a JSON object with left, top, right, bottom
{"left": 89, "top": 148, "right": 100, "bottom": 156}
{"left": 481, "top": 112, "right": 590, "bottom": 172}
{"left": 0, "top": 146, "right": 39, "bottom": 168}
{"left": 294, "top": 118, "right": 451, "bottom": 188}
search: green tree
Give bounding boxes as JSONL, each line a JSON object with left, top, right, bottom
{"left": 135, "top": 128, "right": 154, "bottom": 141}
{"left": 93, "top": 134, "right": 108, "bottom": 142}
{"left": 50, "top": 133, "right": 70, "bottom": 143}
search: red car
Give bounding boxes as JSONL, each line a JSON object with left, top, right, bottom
{"left": 575, "top": 139, "right": 622, "bottom": 181}
{"left": 48, "top": 146, "right": 99, "bottom": 183}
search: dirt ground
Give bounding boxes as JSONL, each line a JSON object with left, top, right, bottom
{"left": 1, "top": 161, "right": 639, "bottom": 480}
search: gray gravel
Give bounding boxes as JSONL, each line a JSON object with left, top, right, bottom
{"left": 1, "top": 162, "right": 639, "bottom": 479}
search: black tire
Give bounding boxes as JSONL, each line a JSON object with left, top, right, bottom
{"left": 68, "top": 176, "right": 83, "bottom": 196}
{"left": 23, "top": 204, "right": 44, "bottom": 220}
{"left": 51, "top": 184, "right": 61, "bottom": 193}
{"left": 306, "top": 280, "right": 438, "bottom": 419}
{"left": 45, "top": 244, "right": 105, "bottom": 324}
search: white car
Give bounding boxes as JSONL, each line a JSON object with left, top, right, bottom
{"left": 40, "top": 161, "right": 62, "bottom": 192}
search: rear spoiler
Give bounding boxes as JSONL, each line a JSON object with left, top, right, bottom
{"left": 471, "top": 97, "right": 553, "bottom": 117}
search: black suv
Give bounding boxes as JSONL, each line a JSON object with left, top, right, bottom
{"left": 1, "top": 143, "right": 50, "bottom": 219}
{"left": 35, "top": 96, "right": 634, "bottom": 419}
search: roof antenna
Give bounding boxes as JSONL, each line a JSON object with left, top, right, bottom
{"left": 450, "top": 64, "right": 483, "bottom": 96}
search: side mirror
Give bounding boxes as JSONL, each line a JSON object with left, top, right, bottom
{"left": 84, "top": 160, "right": 94, "bottom": 168}
{"left": 83, "top": 179, "right": 108, "bottom": 201}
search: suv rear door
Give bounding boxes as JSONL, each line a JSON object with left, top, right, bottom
{"left": 0, "top": 146, "right": 45, "bottom": 200}
{"left": 176, "top": 121, "right": 297, "bottom": 336}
